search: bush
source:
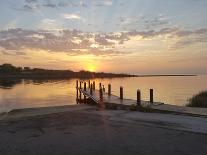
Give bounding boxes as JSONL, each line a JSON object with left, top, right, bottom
{"left": 129, "top": 104, "right": 138, "bottom": 111}
{"left": 129, "top": 104, "right": 153, "bottom": 112}
{"left": 105, "top": 103, "right": 117, "bottom": 110}
{"left": 138, "top": 105, "right": 153, "bottom": 112}
{"left": 187, "top": 91, "right": 207, "bottom": 108}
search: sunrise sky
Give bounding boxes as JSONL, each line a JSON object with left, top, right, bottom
{"left": 0, "top": 0, "right": 207, "bottom": 74}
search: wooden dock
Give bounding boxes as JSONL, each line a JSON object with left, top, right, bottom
{"left": 76, "top": 80, "right": 163, "bottom": 109}
{"left": 74, "top": 80, "right": 207, "bottom": 117}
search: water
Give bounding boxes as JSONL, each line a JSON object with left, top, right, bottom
{"left": 0, "top": 75, "right": 207, "bottom": 113}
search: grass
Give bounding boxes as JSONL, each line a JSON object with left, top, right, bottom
{"left": 105, "top": 103, "right": 118, "bottom": 110}
{"left": 129, "top": 104, "right": 153, "bottom": 112}
{"left": 105, "top": 103, "right": 153, "bottom": 112}
{"left": 187, "top": 91, "right": 207, "bottom": 108}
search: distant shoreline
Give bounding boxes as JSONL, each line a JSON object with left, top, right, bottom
{"left": 136, "top": 74, "right": 197, "bottom": 77}
{"left": 0, "top": 63, "right": 137, "bottom": 79}
{"left": 0, "top": 73, "right": 135, "bottom": 79}
{"left": 0, "top": 63, "right": 198, "bottom": 79}
{"left": 0, "top": 74, "right": 197, "bottom": 79}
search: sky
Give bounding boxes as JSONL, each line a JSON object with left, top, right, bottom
{"left": 0, "top": 0, "right": 207, "bottom": 74}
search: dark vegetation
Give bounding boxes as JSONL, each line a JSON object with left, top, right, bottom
{"left": 0, "top": 78, "right": 22, "bottom": 89}
{"left": 104, "top": 103, "right": 153, "bottom": 112}
{"left": 0, "top": 63, "right": 135, "bottom": 79}
{"left": 187, "top": 91, "right": 207, "bottom": 108}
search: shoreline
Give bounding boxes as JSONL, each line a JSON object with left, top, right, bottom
{"left": 0, "top": 74, "right": 197, "bottom": 80}
{"left": 136, "top": 74, "right": 197, "bottom": 77}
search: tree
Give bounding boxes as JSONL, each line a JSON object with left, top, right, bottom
{"left": 0, "top": 64, "right": 22, "bottom": 73}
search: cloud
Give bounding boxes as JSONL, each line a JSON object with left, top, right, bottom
{"left": 58, "top": 1, "right": 87, "bottom": 7}
{"left": 95, "top": 36, "right": 114, "bottom": 46}
{"left": 170, "top": 28, "right": 207, "bottom": 49}
{"left": 103, "top": 0, "right": 113, "bottom": 6}
{"left": 23, "top": 4, "right": 38, "bottom": 11}
{"left": 0, "top": 48, "right": 26, "bottom": 56}
{"left": 43, "top": 0, "right": 68, "bottom": 8}
{"left": 124, "top": 27, "right": 207, "bottom": 49}
{"left": 96, "top": 0, "right": 113, "bottom": 6}
{"left": 66, "top": 49, "right": 130, "bottom": 56}
{"left": 79, "top": 0, "right": 87, "bottom": 7}
{"left": 172, "top": 35, "right": 207, "bottom": 49}
{"left": 58, "top": 1, "right": 70, "bottom": 7}
{"left": 25, "top": 0, "right": 37, "bottom": 3}
{"left": 0, "top": 28, "right": 129, "bottom": 56}
{"left": 38, "top": 18, "right": 63, "bottom": 31}
{"left": 43, "top": 3, "right": 56, "bottom": 8}
{"left": 14, "top": 0, "right": 88, "bottom": 12}
{"left": 124, "top": 27, "right": 179, "bottom": 38}
{"left": 144, "top": 14, "right": 170, "bottom": 29}
{"left": 1, "top": 27, "right": 207, "bottom": 57}
{"left": 3, "top": 19, "right": 18, "bottom": 29}
{"left": 61, "top": 13, "right": 81, "bottom": 20}
{"left": 14, "top": 2, "right": 40, "bottom": 12}
{"left": 119, "top": 17, "right": 138, "bottom": 25}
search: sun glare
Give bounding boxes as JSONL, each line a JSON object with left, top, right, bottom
{"left": 89, "top": 68, "right": 94, "bottom": 72}
{"left": 86, "top": 63, "right": 96, "bottom": 72}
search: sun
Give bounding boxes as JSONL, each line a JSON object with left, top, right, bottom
{"left": 86, "top": 63, "right": 96, "bottom": 72}
{"left": 89, "top": 68, "right": 95, "bottom": 72}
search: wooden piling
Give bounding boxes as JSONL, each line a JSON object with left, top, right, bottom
{"left": 150, "top": 89, "right": 153, "bottom": 103}
{"left": 90, "top": 83, "right": 93, "bottom": 95}
{"left": 84, "top": 82, "right": 86, "bottom": 91}
{"left": 99, "top": 83, "right": 102, "bottom": 89}
{"left": 79, "top": 81, "right": 82, "bottom": 100}
{"left": 76, "top": 80, "right": 78, "bottom": 88}
{"left": 103, "top": 85, "right": 105, "bottom": 92}
{"left": 84, "top": 82, "right": 86, "bottom": 103}
{"left": 76, "top": 80, "right": 79, "bottom": 102}
{"left": 79, "top": 81, "right": 82, "bottom": 89}
{"left": 93, "top": 81, "right": 95, "bottom": 90}
{"left": 120, "top": 86, "right": 123, "bottom": 100}
{"left": 137, "top": 89, "right": 141, "bottom": 105}
{"left": 108, "top": 84, "right": 111, "bottom": 96}
{"left": 99, "top": 87, "right": 103, "bottom": 100}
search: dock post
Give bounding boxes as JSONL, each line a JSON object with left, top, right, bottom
{"left": 99, "top": 87, "right": 103, "bottom": 100}
{"left": 120, "top": 86, "right": 123, "bottom": 100}
{"left": 99, "top": 83, "right": 102, "bottom": 89}
{"left": 93, "top": 81, "right": 95, "bottom": 90}
{"left": 102, "top": 85, "right": 105, "bottom": 92}
{"left": 150, "top": 89, "right": 153, "bottom": 103}
{"left": 76, "top": 80, "right": 78, "bottom": 88}
{"left": 137, "top": 89, "right": 141, "bottom": 106}
{"left": 88, "top": 80, "right": 90, "bottom": 88}
{"left": 76, "top": 80, "right": 79, "bottom": 103}
{"left": 108, "top": 84, "right": 111, "bottom": 96}
{"left": 90, "top": 83, "right": 93, "bottom": 95}
{"left": 79, "top": 81, "right": 82, "bottom": 89}
{"left": 84, "top": 82, "right": 86, "bottom": 91}
{"left": 79, "top": 81, "right": 82, "bottom": 100}
{"left": 84, "top": 82, "right": 86, "bottom": 103}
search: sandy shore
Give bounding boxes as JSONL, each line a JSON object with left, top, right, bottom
{"left": 0, "top": 104, "right": 207, "bottom": 155}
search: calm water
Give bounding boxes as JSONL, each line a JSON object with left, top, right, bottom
{"left": 0, "top": 75, "right": 207, "bottom": 113}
